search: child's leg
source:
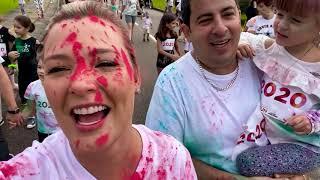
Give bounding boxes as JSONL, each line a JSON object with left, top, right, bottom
{"left": 147, "top": 33, "right": 150, "bottom": 41}
{"left": 38, "top": 131, "right": 50, "bottom": 142}
{"left": 19, "top": 4, "right": 26, "bottom": 15}
{"left": 236, "top": 143, "right": 320, "bottom": 177}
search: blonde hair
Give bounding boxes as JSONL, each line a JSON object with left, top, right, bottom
{"left": 41, "top": 1, "right": 137, "bottom": 68}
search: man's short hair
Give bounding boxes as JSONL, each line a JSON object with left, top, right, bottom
{"left": 182, "top": 0, "right": 239, "bottom": 27}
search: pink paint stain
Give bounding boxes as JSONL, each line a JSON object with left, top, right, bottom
{"left": 0, "top": 163, "right": 18, "bottom": 178}
{"left": 70, "top": 41, "right": 87, "bottom": 81}
{"left": 60, "top": 32, "right": 77, "bottom": 48}
{"left": 104, "top": 31, "right": 109, "bottom": 37}
{"left": 89, "top": 47, "right": 97, "bottom": 67}
{"left": 61, "top": 23, "right": 67, "bottom": 29}
{"left": 110, "top": 25, "right": 116, "bottom": 32}
{"left": 146, "top": 157, "right": 153, "bottom": 163}
{"left": 121, "top": 49, "right": 133, "bottom": 81}
{"left": 99, "top": 20, "right": 106, "bottom": 27}
{"left": 95, "top": 90, "right": 103, "bottom": 103}
{"left": 131, "top": 172, "right": 142, "bottom": 180}
{"left": 75, "top": 139, "right": 80, "bottom": 149}
{"left": 111, "top": 45, "right": 121, "bottom": 64}
{"left": 74, "top": 15, "right": 81, "bottom": 20}
{"left": 89, "top": 15, "right": 99, "bottom": 23}
{"left": 95, "top": 133, "right": 109, "bottom": 147}
{"left": 97, "top": 76, "right": 108, "bottom": 87}
{"left": 156, "top": 169, "right": 167, "bottom": 179}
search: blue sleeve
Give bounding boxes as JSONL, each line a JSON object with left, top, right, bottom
{"left": 145, "top": 83, "right": 185, "bottom": 143}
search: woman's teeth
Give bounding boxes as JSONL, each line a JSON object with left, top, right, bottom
{"left": 73, "top": 105, "right": 106, "bottom": 115}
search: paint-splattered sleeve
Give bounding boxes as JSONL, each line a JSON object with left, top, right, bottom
{"left": 24, "top": 81, "right": 35, "bottom": 101}
{"left": 146, "top": 82, "right": 185, "bottom": 143}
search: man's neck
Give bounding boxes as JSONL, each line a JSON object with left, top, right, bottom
{"left": 192, "top": 52, "right": 238, "bottom": 75}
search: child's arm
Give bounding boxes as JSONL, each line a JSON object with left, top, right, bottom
{"left": 156, "top": 38, "right": 180, "bottom": 61}
{"left": 174, "top": 38, "right": 182, "bottom": 57}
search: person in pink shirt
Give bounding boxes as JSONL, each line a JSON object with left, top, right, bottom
{"left": 0, "top": 1, "right": 197, "bottom": 179}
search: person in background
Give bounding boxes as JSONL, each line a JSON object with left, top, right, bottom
{"left": 34, "top": 0, "right": 45, "bottom": 19}
{"left": 245, "top": 0, "right": 258, "bottom": 21}
{"left": 142, "top": 12, "right": 152, "bottom": 42}
{"left": 155, "top": 13, "right": 181, "bottom": 74}
{"left": 121, "top": 0, "right": 141, "bottom": 41}
{"left": 0, "top": 56, "right": 23, "bottom": 161}
{"left": 0, "top": 2, "right": 197, "bottom": 179}
{"left": 245, "top": 0, "right": 275, "bottom": 38}
{"left": 8, "top": 15, "right": 39, "bottom": 129}
{"left": 22, "top": 45, "right": 59, "bottom": 142}
{"left": 18, "top": 0, "right": 26, "bottom": 16}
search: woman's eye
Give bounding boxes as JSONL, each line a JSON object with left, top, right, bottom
{"left": 47, "top": 67, "right": 69, "bottom": 74}
{"left": 95, "top": 61, "right": 118, "bottom": 68}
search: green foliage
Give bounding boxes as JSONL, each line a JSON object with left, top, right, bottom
{"left": 0, "top": 0, "right": 18, "bottom": 15}
{"left": 152, "top": 0, "right": 167, "bottom": 11}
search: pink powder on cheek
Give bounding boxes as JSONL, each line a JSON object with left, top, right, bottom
{"left": 89, "top": 15, "right": 99, "bottom": 23}
{"left": 95, "top": 133, "right": 109, "bottom": 147}
{"left": 60, "top": 32, "right": 77, "bottom": 48}
{"left": 111, "top": 45, "right": 121, "bottom": 64}
{"left": 95, "top": 90, "right": 103, "bottom": 103}
{"left": 0, "top": 163, "right": 18, "bottom": 178}
{"left": 70, "top": 41, "right": 87, "bottom": 81}
{"left": 97, "top": 76, "right": 108, "bottom": 87}
{"left": 120, "top": 48, "right": 133, "bottom": 81}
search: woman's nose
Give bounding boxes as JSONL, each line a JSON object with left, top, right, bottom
{"left": 69, "top": 75, "right": 97, "bottom": 96}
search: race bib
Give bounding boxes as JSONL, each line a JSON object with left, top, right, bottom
{"left": 161, "top": 39, "right": 175, "bottom": 51}
{"left": 0, "top": 43, "right": 7, "bottom": 57}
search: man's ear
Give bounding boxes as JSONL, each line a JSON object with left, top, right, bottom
{"left": 181, "top": 24, "right": 191, "bottom": 42}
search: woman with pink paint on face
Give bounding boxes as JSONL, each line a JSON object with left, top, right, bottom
{"left": 0, "top": 1, "right": 197, "bottom": 180}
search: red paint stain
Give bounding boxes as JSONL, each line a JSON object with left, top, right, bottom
{"left": 146, "top": 157, "right": 153, "bottom": 163}
{"left": 70, "top": 41, "right": 87, "bottom": 81}
{"left": 97, "top": 76, "right": 108, "bottom": 87}
{"left": 156, "top": 169, "right": 167, "bottom": 179}
{"left": 95, "top": 90, "right": 103, "bottom": 103}
{"left": 75, "top": 139, "right": 80, "bottom": 149}
{"left": 154, "top": 131, "right": 162, "bottom": 137}
{"left": 131, "top": 172, "right": 142, "bottom": 180}
{"left": 104, "top": 31, "right": 109, "bottom": 37}
{"left": 121, "top": 48, "right": 133, "bottom": 81}
{"left": 89, "top": 48, "right": 97, "bottom": 67}
{"left": 99, "top": 20, "right": 106, "bottom": 26}
{"left": 89, "top": 15, "right": 99, "bottom": 23}
{"left": 110, "top": 25, "right": 116, "bottom": 32}
{"left": 0, "top": 163, "right": 18, "bottom": 178}
{"left": 61, "top": 32, "right": 77, "bottom": 48}
{"left": 74, "top": 15, "right": 81, "bottom": 20}
{"left": 111, "top": 45, "right": 120, "bottom": 64}
{"left": 95, "top": 133, "right": 109, "bottom": 147}
{"left": 61, "top": 23, "right": 67, "bottom": 29}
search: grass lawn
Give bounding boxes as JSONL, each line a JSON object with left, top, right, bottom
{"left": 0, "top": 0, "right": 18, "bottom": 15}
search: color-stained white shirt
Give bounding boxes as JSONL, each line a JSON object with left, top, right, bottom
{"left": 246, "top": 15, "right": 276, "bottom": 38}
{"left": 0, "top": 125, "right": 197, "bottom": 180}
{"left": 146, "top": 52, "right": 261, "bottom": 174}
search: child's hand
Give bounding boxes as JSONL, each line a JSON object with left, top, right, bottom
{"left": 286, "top": 115, "right": 312, "bottom": 135}
{"left": 236, "top": 43, "right": 255, "bottom": 60}
{"left": 8, "top": 51, "right": 19, "bottom": 60}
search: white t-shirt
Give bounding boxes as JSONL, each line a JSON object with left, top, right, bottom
{"left": 24, "top": 80, "right": 59, "bottom": 134}
{"left": 235, "top": 32, "right": 320, "bottom": 156}
{"left": 146, "top": 52, "right": 261, "bottom": 174}
{"left": 0, "top": 125, "right": 197, "bottom": 180}
{"left": 142, "top": 17, "right": 152, "bottom": 30}
{"left": 246, "top": 15, "right": 276, "bottom": 38}
{"left": 167, "top": 0, "right": 173, "bottom": 6}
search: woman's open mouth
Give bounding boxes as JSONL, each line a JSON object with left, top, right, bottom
{"left": 71, "top": 105, "right": 111, "bottom": 132}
